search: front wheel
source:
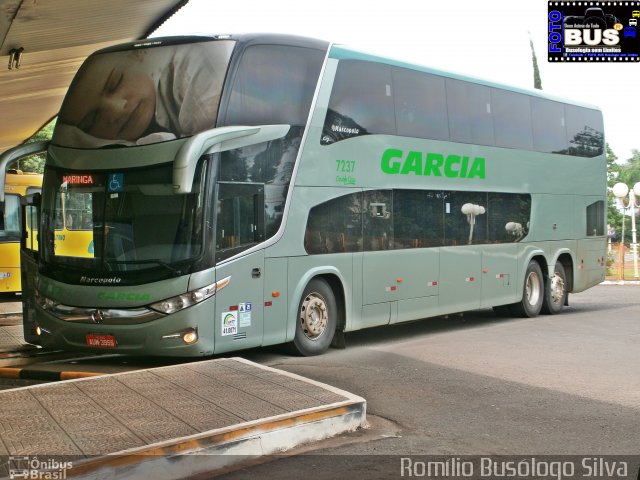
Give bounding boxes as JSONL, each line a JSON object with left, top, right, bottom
{"left": 291, "top": 278, "right": 337, "bottom": 356}
{"left": 509, "top": 260, "right": 544, "bottom": 318}
{"left": 541, "top": 262, "right": 567, "bottom": 315}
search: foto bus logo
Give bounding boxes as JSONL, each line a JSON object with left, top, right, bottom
{"left": 548, "top": 2, "right": 640, "bottom": 62}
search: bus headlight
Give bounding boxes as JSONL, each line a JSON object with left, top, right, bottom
{"left": 149, "top": 276, "right": 231, "bottom": 314}
{"left": 35, "top": 289, "right": 59, "bottom": 310}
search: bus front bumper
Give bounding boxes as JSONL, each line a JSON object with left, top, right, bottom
{"left": 34, "top": 300, "right": 216, "bottom": 357}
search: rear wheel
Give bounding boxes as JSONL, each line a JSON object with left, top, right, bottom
{"left": 292, "top": 278, "right": 337, "bottom": 356}
{"left": 541, "top": 261, "right": 567, "bottom": 314}
{"left": 510, "top": 260, "right": 544, "bottom": 318}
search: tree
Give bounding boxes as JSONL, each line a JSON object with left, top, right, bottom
{"left": 8, "top": 117, "right": 56, "bottom": 173}
{"left": 606, "top": 144, "right": 623, "bottom": 241}
{"left": 617, "top": 149, "right": 640, "bottom": 187}
{"left": 529, "top": 32, "right": 542, "bottom": 90}
{"left": 610, "top": 148, "right": 640, "bottom": 243}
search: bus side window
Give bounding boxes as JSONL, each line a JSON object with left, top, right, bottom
{"left": 363, "top": 191, "right": 392, "bottom": 251}
{"left": 305, "top": 192, "right": 363, "bottom": 254}
{"left": 586, "top": 200, "right": 605, "bottom": 236}
{"left": 322, "top": 60, "right": 394, "bottom": 144}
{"left": 25, "top": 205, "right": 38, "bottom": 251}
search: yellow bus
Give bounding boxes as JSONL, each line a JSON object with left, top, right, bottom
{"left": 1, "top": 170, "right": 94, "bottom": 295}
{"left": 1, "top": 171, "right": 42, "bottom": 294}
{"left": 52, "top": 188, "right": 95, "bottom": 258}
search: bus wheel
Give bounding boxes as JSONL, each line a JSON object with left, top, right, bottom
{"left": 293, "top": 278, "right": 337, "bottom": 356}
{"left": 541, "top": 262, "right": 567, "bottom": 315}
{"left": 510, "top": 260, "right": 544, "bottom": 318}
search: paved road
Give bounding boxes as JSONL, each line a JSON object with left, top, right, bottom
{"left": 218, "top": 284, "right": 640, "bottom": 478}
{"left": 3, "top": 285, "right": 639, "bottom": 478}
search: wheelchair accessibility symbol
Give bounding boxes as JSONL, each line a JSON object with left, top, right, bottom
{"left": 108, "top": 173, "right": 124, "bottom": 192}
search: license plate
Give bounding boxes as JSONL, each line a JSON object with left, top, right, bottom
{"left": 86, "top": 334, "right": 116, "bottom": 348}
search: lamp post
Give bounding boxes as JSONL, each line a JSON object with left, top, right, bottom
{"left": 613, "top": 182, "right": 640, "bottom": 278}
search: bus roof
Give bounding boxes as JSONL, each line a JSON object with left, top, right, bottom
{"left": 75, "top": 32, "right": 600, "bottom": 112}
{"left": 91, "top": 33, "right": 330, "bottom": 55}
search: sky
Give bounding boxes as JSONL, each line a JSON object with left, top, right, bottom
{"left": 154, "top": 0, "right": 639, "bottom": 163}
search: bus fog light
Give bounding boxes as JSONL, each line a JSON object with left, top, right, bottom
{"left": 35, "top": 326, "right": 41, "bottom": 336}
{"left": 162, "top": 327, "right": 198, "bottom": 344}
{"left": 182, "top": 329, "right": 198, "bottom": 344}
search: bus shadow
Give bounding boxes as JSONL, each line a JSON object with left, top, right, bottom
{"left": 340, "top": 309, "right": 518, "bottom": 349}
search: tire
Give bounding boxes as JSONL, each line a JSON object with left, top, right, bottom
{"left": 509, "top": 260, "right": 544, "bottom": 318}
{"left": 541, "top": 261, "right": 567, "bottom": 315}
{"left": 291, "top": 278, "right": 337, "bottom": 356}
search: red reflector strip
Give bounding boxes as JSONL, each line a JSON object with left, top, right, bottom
{"left": 465, "top": 277, "right": 475, "bottom": 282}
{"left": 264, "top": 301, "right": 272, "bottom": 307}
{"left": 496, "top": 274, "right": 505, "bottom": 279}
{"left": 229, "top": 305, "right": 238, "bottom": 311}
{"left": 428, "top": 281, "right": 438, "bottom": 287}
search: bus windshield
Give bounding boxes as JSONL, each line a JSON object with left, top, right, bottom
{"left": 52, "top": 39, "right": 235, "bottom": 148}
{"left": 1, "top": 194, "right": 20, "bottom": 239}
{"left": 40, "top": 161, "right": 208, "bottom": 281}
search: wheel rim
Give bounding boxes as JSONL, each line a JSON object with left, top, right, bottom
{"left": 549, "top": 273, "right": 565, "bottom": 305}
{"left": 300, "top": 292, "right": 328, "bottom": 340}
{"left": 525, "top": 271, "right": 541, "bottom": 306}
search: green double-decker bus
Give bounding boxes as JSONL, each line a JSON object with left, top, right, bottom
{"left": 3, "top": 34, "right": 606, "bottom": 356}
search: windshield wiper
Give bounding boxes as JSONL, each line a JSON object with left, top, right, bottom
{"left": 106, "top": 259, "right": 183, "bottom": 276}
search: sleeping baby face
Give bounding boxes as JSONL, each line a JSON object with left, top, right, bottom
{"left": 60, "top": 54, "right": 156, "bottom": 141}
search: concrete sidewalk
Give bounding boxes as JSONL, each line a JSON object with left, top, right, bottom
{"left": 0, "top": 300, "right": 20, "bottom": 317}
{"left": 0, "top": 301, "right": 31, "bottom": 355}
{"left": 0, "top": 357, "right": 367, "bottom": 479}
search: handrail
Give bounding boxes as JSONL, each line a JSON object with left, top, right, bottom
{"left": 0, "top": 141, "right": 49, "bottom": 202}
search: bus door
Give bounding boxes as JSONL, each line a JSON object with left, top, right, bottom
{"left": 20, "top": 193, "right": 40, "bottom": 344}
{"left": 213, "top": 182, "right": 265, "bottom": 353}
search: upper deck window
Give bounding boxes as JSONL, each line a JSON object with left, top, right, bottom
{"left": 52, "top": 40, "right": 235, "bottom": 148}
{"left": 225, "top": 44, "right": 325, "bottom": 127}
{"left": 323, "top": 58, "right": 604, "bottom": 158}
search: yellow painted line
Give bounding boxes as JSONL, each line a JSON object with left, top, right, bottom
{"left": 0, "top": 367, "right": 106, "bottom": 380}
{"left": 59, "top": 371, "right": 105, "bottom": 380}
{"left": 0, "top": 367, "right": 21, "bottom": 379}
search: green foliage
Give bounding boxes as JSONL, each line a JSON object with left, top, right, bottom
{"left": 608, "top": 147, "right": 640, "bottom": 243}
{"left": 529, "top": 35, "right": 542, "bottom": 90}
{"left": 617, "top": 149, "right": 640, "bottom": 187}
{"left": 8, "top": 117, "right": 56, "bottom": 174}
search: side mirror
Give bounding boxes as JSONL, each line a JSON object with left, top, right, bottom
{"left": 173, "top": 125, "right": 289, "bottom": 194}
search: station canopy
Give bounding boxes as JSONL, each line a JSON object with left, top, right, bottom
{"left": 0, "top": 0, "right": 188, "bottom": 154}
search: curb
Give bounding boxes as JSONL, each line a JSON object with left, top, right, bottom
{"left": 72, "top": 401, "right": 366, "bottom": 480}
{"left": 0, "top": 367, "right": 104, "bottom": 381}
